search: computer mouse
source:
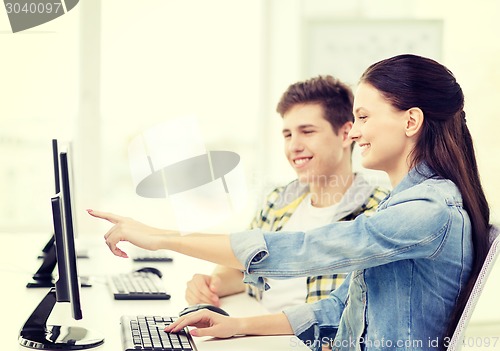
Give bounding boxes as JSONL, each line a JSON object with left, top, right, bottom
{"left": 179, "top": 303, "right": 229, "bottom": 317}
{"left": 135, "top": 266, "right": 163, "bottom": 278}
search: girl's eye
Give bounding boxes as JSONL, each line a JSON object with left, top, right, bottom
{"left": 357, "top": 116, "right": 368, "bottom": 121}
{"left": 303, "top": 130, "right": 314, "bottom": 134}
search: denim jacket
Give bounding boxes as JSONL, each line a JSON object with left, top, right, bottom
{"left": 230, "top": 163, "right": 473, "bottom": 351}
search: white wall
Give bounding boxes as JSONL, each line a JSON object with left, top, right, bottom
{"left": 0, "top": 0, "right": 268, "bottom": 233}
{"left": 88, "top": 0, "right": 268, "bottom": 233}
{"left": 1, "top": 0, "right": 499, "bottom": 230}
{"left": 0, "top": 6, "right": 80, "bottom": 231}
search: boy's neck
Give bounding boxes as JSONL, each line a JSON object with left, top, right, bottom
{"left": 309, "top": 170, "right": 354, "bottom": 208}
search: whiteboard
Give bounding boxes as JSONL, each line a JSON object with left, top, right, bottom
{"left": 304, "top": 19, "right": 443, "bottom": 86}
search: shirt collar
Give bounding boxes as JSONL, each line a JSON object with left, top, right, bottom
{"left": 390, "top": 162, "right": 437, "bottom": 196}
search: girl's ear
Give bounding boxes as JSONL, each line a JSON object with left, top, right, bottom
{"left": 405, "top": 107, "right": 424, "bottom": 137}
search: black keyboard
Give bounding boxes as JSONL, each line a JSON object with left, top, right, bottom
{"left": 121, "top": 316, "right": 196, "bottom": 351}
{"left": 132, "top": 250, "right": 174, "bottom": 263}
{"left": 108, "top": 272, "right": 171, "bottom": 300}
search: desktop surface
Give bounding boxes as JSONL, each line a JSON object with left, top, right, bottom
{"left": 1, "top": 233, "right": 309, "bottom": 351}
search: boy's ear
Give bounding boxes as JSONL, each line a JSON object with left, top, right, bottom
{"left": 406, "top": 107, "right": 424, "bottom": 137}
{"left": 340, "top": 121, "right": 353, "bottom": 145}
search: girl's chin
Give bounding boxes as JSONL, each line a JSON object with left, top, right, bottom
{"left": 361, "top": 159, "right": 385, "bottom": 172}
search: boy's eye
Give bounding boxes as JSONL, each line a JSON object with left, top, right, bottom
{"left": 357, "top": 116, "right": 368, "bottom": 121}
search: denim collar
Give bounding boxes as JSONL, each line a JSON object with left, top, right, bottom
{"left": 390, "top": 162, "right": 437, "bottom": 196}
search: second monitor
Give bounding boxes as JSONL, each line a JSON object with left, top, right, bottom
{"left": 18, "top": 153, "right": 104, "bottom": 349}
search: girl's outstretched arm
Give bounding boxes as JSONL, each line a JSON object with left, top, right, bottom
{"left": 87, "top": 209, "right": 244, "bottom": 270}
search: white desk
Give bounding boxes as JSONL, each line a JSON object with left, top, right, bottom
{"left": 0, "top": 233, "right": 309, "bottom": 351}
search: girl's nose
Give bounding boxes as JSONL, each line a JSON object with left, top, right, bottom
{"left": 348, "top": 122, "right": 360, "bottom": 141}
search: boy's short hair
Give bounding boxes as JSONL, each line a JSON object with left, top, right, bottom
{"left": 276, "top": 75, "right": 354, "bottom": 134}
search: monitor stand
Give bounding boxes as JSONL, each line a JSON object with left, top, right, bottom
{"left": 19, "top": 288, "right": 104, "bottom": 350}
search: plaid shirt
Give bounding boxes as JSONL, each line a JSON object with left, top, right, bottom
{"left": 247, "top": 174, "right": 389, "bottom": 303}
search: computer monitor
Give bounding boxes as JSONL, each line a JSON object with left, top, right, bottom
{"left": 28, "top": 140, "right": 89, "bottom": 288}
{"left": 41, "top": 139, "right": 61, "bottom": 255}
{"left": 59, "top": 151, "right": 83, "bottom": 318}
{"left": 27, "top": 139, "right": 61, "bottom": 287}
{"left": 18, "top": 193, "right": 104, "bottom": 349}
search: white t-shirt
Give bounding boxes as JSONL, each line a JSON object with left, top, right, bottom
{"left": 260, "top": 193, "right": 340, "bottom": 313}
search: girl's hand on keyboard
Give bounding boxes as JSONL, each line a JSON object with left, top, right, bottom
{"left": 165, "top": 310, "right": 240, "bottom": 338}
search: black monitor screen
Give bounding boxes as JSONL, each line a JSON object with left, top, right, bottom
{"left": 52, "top": 138, "right": 60, "bottom": 194}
